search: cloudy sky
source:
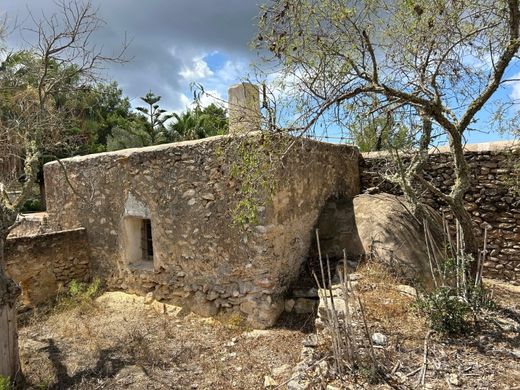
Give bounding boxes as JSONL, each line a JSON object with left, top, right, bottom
{"left": 0, "top": 0, "right": 517, "bottom": 143}
{"left": 1, "top": 0, "right": 263, "bottom": 113}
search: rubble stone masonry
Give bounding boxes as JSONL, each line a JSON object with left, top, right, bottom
{"left": 361, "top": 141, "right": 520, "bottom": 284}
{"left": 6, "top": 228, "right": 91, "bottom": 305}
{"left": 42, "top": 133, "right": 359, "bottom": 327}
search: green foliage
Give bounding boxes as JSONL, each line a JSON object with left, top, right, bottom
{"left": 415, "top": 287, "right": 471, "bottom": 334}
{"left": 68, "top": 277, "right": 101, "bottom": 301}
{"left": 0, "top": 376, "right": 11, "bottom": 390}
{"left": 415, "top": 250, "right": 495, "bottom": 335}
{"left": 21, "top": 198, "right": 43, "bottom": 213}
{"left": 57, "top": 277, "right": 102, "bottom": 311}
{"left": 415, "top": 284, "right": 495, "bottom": 335}
{"left": 168, "top": 103, "right": 228, "bottom": 142}
{"left": 0, "top": 51, "right": 136, "bottom": 159}
{"left": 228, "top": 134, "right": 283, "bottom": 226}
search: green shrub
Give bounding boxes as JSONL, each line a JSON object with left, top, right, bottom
{"left": 0, "top": 376, "right": 11, "bottom": 390}
{"left": 415, "top": 287, "right": 470, "bottom": 334}
{"left": 21, "top": 198, "right": 43, "bottom": 213}
{"left": 57, "top": 277, "right": 102, "bottom": 310}
{"left": 68, "top": 277, "right": 101, "bottom": 301}
{"left": 415, "top": 285, "right": 495, "bottom": 335}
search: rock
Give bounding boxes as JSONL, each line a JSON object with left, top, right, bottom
{"left": 272, "top": 364, "right": 292, "bottom": 377}
{"left": 448, "top": 373, "right": 461, "bottom": 387}
{"left": 352, "top": 194, "right": 444, "bottom": 285}
{"left": 263, "top": 375, "right": 277, "bottom": 388}
{"left": 243, "top": 329, "right": 272, "bottom": 338}
{"left": 189, "top": 291, "right": 218, "bottom": 317}
{"left": 202, "top": 193, "right": 215, "bottom": 201}
{"left": 292, "top": 288, "right": 318, "bottom": 298}
{"left": 303, "top": 334, "right": 319, "bottom": 347}
{"left": 239, "top": 299, "right": 256, "bottom": 315}
{"left": 287, "top": 379, "right": 306, "bottom": 390}
{"left": 144, "top": 292, "right": 154, "bottom": 304}
{"left": 293, "top": 298, "right": 317, "bottom": 314}
{"left": 284, "top": 299, "right": 295, "bottom": 312}
{"left": 371, "top": 332, "right": 387, "bottom": 346}
{"left": 395, "top": 284, "right": 417, "bottom": 297}
{"left": 182, "top": 189, "right": 196, "bottom": 198}
{"left": 510, "top": 349, "right": 520, "bottom": 358}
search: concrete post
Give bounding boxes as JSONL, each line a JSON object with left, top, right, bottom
{"left": 228, "top": 83, "right": 261, "bottom": 134}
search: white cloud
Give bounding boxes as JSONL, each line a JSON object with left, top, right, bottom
{"left": 177, "top": 89, "right": 225, "bottom": 112}
{"left": 198, "top": 89, "right": 225, "bottom": 108}
{"left": 215, "top": 60, "right": 246, "bottom": 82}
{"left": 179, "top": 56, "right": 213, "bottom": 81}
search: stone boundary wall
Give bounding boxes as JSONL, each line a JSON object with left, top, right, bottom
{"left": 5, "top": 228, "right": 91, "bottom": 306}
{"left": 360, "top": 141, "right": 520, "bottom": 284}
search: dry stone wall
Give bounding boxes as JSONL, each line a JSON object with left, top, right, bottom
{"left": 360, "top": 141, "right": 520, "bottom": 284}
{"left": 5, "top": 228, "right": 91, "bottom": 306}
{"left": 43, "top": 133, "right": 359, "bottom": 327}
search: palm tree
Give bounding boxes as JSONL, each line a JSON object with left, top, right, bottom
{"left": 167, "top": 104, "right": 228, "bottom": 142}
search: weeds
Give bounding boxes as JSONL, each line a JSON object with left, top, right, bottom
{"left": 0, "top": 376, "right": 10, "bottom": 390}
{"left": 416, "top": 218, "right": 495, "bottom": 334}
{"left": 56, "top": 277, "right": 102, "bottom": 312}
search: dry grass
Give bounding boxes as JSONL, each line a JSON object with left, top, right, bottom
{"left": 319, "top": 261, "right": 520, "bottom": 389}
{"left": 18, "top": 292, "right": 306, "bottom": 389}
{"left": 356, "top": 262, "right": 427, "bottom": 342}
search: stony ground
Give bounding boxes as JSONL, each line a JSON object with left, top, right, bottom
{"left": 289, "top": 264, "right": 520, "bottom": 390}
{"left": 17, "top": 268, "right": 520, "bottom": 390}
{"left": 18, "top": 293, "right": 312, "bottom": 389}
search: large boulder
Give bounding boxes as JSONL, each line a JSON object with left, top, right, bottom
{"left": 351, "top": 193, "right": 444, "bottom": 285}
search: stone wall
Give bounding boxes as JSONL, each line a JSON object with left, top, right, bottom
{"left": 43, "top": 133, "right": 359, "bottom": 327}
{"left": 5, "top": 228, "right": 91, "bottom": 306}
{"left": 360, "top": 141, "right": 520, "bottom": 284}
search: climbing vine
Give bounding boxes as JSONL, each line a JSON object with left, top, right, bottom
{"left": 226, "top": 133, "right": 287, "bottom": 226}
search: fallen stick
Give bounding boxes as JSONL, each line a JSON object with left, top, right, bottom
{"left": 418, "top": 330, "right": 433, "bottom": 387}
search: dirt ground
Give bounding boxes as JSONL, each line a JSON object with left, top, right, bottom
{"left": 18, "top": 293, "right": 312, "bottom": 389}
{"left": 303, "top": 264, "right": 520, "bottom": 390}
{"left": 17, "top": 269, "right": 520, "bottom": 390}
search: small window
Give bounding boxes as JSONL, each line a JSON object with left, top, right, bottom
{"left": 141, "top": 219, "right": 154, "bottom": 261}
{"left": 123, "top": 216, "right": 154, "bottom": 269}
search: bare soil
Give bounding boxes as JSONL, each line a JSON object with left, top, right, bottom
{"left": 17, "top": 268, "right": 520, "bottom": 390}
{"left": 307, "top": 264, "right": 520, "bottom": 390}
{"left": 18, "top": 294, "right": 312, "bottom": 389}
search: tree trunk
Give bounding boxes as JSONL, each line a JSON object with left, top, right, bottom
{"left": 0, "top": 303, "right": 19, "bottom": 381}
{"left": 0, "top": 235, "right": 21, "bottom": 384}
{"left": 448, "top": 134, "right": 479, "bottom": 261}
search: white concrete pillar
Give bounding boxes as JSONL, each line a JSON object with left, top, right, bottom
{"left": 228, "top": 83, "right": 261, "bottom": 134}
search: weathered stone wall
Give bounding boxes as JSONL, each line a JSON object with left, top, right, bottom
{"left": 360, "top": 141, "right": 520, "bottom": 284}
{"left": 5, "top": 228, "right": 91, "bottom": 306}
{"left": 43, "top": 133, "right": 359, "bottom": 327}
{"left": 8, "top": 212, "right": 54, "bottom": 238}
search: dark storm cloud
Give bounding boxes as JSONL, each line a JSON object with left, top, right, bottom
{"left": 1, "top": 0, "right": 262, "bottom": 110}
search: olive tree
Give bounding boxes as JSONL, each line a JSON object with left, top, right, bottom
{"left": 0, "top": 0, "right": 126, "bottom": 382}
{"left": 256, "top": 0, "right": 520, "bottom": 259}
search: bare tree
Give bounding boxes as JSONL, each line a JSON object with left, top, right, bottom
{"left": 0, "top": 0, "right": 127, "bottom": 382}
{"left": 256, "top": 0, "right": 520, "bottom": 261}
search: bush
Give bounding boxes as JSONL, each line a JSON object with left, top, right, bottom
{"left": 21, "top": 198, "right": 43, "bottom": 213}
{"left": 415, "top": 284, "right": 495, "bottom": 335}
{"left": 415, "top": 287, "right": 470, "bottom": 334}
{"left": 68, "top": 278, "right": 101, "bottom": 301}
{"left": 56, "top": 277, "right": 102, "bottom": 311}
{"left": 0, "top": 376, "right": 11, "bottom": 390}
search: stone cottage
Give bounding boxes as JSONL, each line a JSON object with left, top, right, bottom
{"left": 37, "top": 84, "right": 360, "bottom": 327}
